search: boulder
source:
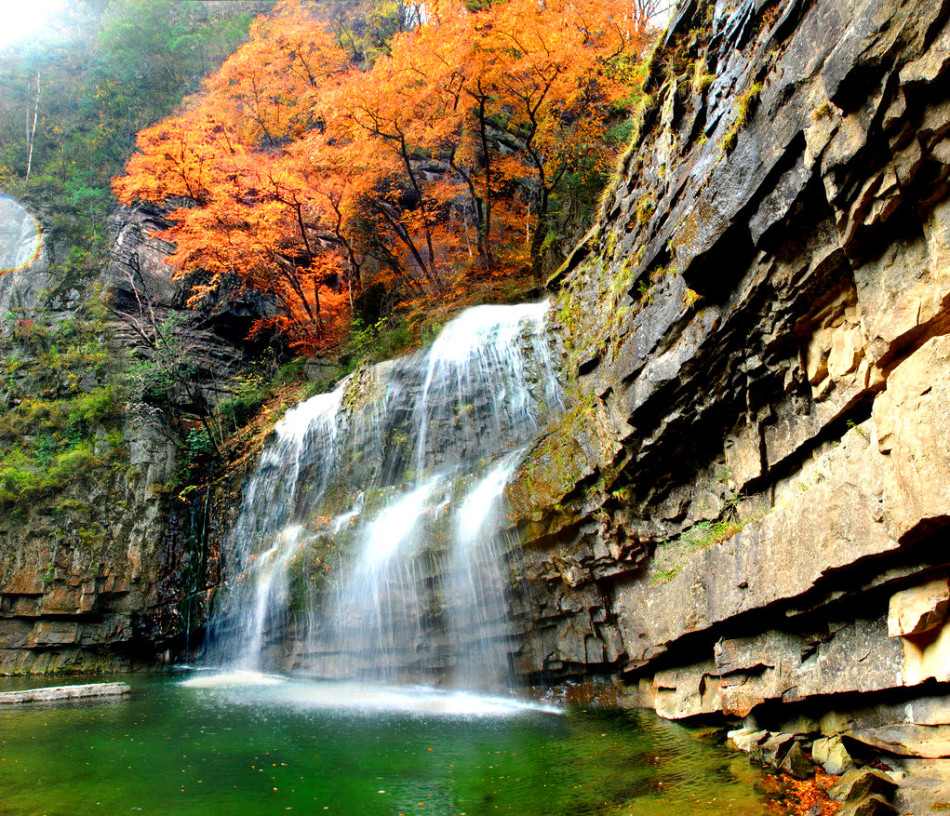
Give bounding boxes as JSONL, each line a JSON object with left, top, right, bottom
{"left": 823, "top": 737, "right": 854, "bottom": 776}
{"left": 829, "top": 768, "right": 899, "bottom": 802}
{"left": 727, "top": 727, "right": 769, "bottom": 754}
{"left": 836, "top": 795, "right": 897, "bottom": 816}
{"left": 779, "top": 741, "right": 813, "bottom": 779}
{"left": 813, "top": 735, "right": 854, "bottom": 775}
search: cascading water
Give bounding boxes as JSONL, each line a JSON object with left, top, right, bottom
{"left": 446, "top": 452, "right": 524, "bottom": 691}
{"left": 209, "top": 388, "right": 343, "bottom": 672}
{"left": 204, "top": 301, "right": 561, "bottom": 693}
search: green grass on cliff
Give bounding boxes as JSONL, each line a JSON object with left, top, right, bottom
{"left": 0, "top": 301, "right": 126, "bottom": 509}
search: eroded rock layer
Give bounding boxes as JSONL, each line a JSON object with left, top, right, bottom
{"left": 509, "top": 0, "right": 950, "bottom": 784}
{"left": 0, "top": 203, "right": 259, "bottom": 674}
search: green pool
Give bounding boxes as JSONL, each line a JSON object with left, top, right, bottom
{"left": 0, "top": 674, "right": 775, "bottom": 815}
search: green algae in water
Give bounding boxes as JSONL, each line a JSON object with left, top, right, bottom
{"left": 0, "top": 676, "right": 772, "bottom": 815}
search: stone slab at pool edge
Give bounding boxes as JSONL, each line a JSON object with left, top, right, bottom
{"left": 0, "top": 682, "right": 130, "bottom": 704}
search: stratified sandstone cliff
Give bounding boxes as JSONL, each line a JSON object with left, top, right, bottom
{"left": 0, "top": 202, "right": 264, "bottom": 674}
{"left": 509, "top": 0, "right": 950, "bottom": 797}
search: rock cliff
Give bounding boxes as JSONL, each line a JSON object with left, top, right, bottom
{"left": 508, "top": 0, "right": 950, "bottom": 803}
{"left": 0, "top": 202, "right": 263, "bottom": 674}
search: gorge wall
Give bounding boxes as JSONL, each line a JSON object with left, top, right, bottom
{"left": 506, "top": 0, "right": 950, "bottom": 794}
{"left": 0, "top": 202, "right": 262, "bottom": 674}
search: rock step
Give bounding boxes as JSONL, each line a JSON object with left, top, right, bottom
{"left": 0, "top": 682, "right": 131, "bottom": 704}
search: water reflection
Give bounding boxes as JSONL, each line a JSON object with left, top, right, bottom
{"left": 0, "top": 195, "right": 42, "bottom": 273}
{"left": 0, "top": 675, "right": 774, "bottom": 816}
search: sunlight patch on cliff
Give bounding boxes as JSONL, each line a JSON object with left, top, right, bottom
{"left": 0, "top": 196, "right": 41, "bottom": 274}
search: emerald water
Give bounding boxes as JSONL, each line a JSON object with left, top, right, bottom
{"left": 0, "top": 675, "right": 776, "bottom": 816}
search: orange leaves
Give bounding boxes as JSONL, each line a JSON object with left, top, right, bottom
{"left": 204, "top": 1, "right": 347, "bottom": 148}
{"left": 764, "top": 771, "right": 841, "bottom": 816}
{"left": 252, "top": 252, "right": 350, "bottom": 353}
{"left": 114, "top": 0, "right": 653, "bottom": 355}
{"left": 346, "top": 0, "right": 650, "bottom": 275}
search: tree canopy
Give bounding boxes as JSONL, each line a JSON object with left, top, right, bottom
{"left": 115, "top": 0, "right": 653, "bottom": 353}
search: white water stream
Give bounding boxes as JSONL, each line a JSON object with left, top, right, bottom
{"left": 203, "top": 301, "right": 561, "bottom": 693}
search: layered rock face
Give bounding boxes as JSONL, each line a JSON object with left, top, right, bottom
{"left": 509, "top": 0, "right": 950, "bottom": 780}
{"left": 0, "top": 204, "right": 258, "bottom": 674}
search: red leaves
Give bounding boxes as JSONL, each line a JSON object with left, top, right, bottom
{"left": 764, "top": 771, "right": 842, "bottom": 816}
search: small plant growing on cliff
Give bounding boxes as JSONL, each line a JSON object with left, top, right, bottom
{"left": 811, "top": 100, "right": 834, "bottom": 122}
{"left": 609, "top": 259, "right": 636, "bottom": 307}
{"left": 682, "top": 287, "right": 701, "bottom": 309}
{"left": 755, "top": 3, "right": 781, "bottom": 35}
{"left": 691, "top": 59, "right": 715, "bottom": 96}
{"left": 683, "top": 518, "right": 744, "bottom": 551}
{"left": 652, "top": 562, "right": 683, "bottom": 586}
{"left": 722, "top": 82, "right": 763, "bottom": 153}
{"left": 846, "top": 418, "right": 869, "bottom": 441}
{"left": 635, "top": 193, "right": 656, "bottom": 226}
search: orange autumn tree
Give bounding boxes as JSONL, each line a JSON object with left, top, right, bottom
{"left": 114, "top": 0, "right": 652, "bottom": 353}
{"left": 115, "top": 2, "right": 354, "bottom": 353}
{"left": 326, "top": 0, "right": 650, "bottom": 288}
{"left": 384, "top": 0, "right": 650, "bottom": 275}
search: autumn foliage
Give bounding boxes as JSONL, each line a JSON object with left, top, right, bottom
{"left": 114, "top": 0, "right": 652, "bottom": 353}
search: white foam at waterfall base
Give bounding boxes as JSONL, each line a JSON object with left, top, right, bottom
{"left": 182, "top": 669, "right": 285, "bottom": 688}
{"left": 181, "top": 673, "right": 562, "bottom": 717}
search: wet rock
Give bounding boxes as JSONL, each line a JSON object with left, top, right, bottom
{"left": 497, "top": 0, "right": 950, "bottom": 806}
{"left": 652, "top": 661, "right": 721, "bottom": 719}
{"left": 759, "top": 732, "right": 797, "bottom": 767}
{"left": 779, "top": 741, "right": 813, "bottom": 779}
{"left": 829, "top": 768, "right": 899, "bottom": 802}
{"left": 812, "top": 736, "right": 854, "bottom": 776}
{"left": 0, "top": 682, "right": 130, "bottom": 704}
{"left": 727, "top": 727, "right": 769, "bottom": 753}
{"left": 836, "top": 795, "right": 897, "bottom": 816}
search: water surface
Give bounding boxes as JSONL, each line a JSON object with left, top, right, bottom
{"left": 0, "top": 674, "right": 776, "bottom": 816}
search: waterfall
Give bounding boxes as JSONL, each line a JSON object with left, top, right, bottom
{"left": 205, "top": 301, "right": 561, "bottom": 690}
